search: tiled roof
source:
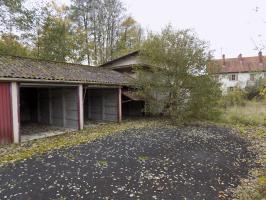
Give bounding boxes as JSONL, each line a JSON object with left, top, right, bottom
{"left": 214, "top": 54, "right": 266, "bottom": 74}
{"left": 0, "top": 55, "right": 131, "bottom": 85}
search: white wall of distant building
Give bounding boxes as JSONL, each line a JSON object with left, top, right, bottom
{"left": 218, "top": 72, "right": 265, "bottom": 93}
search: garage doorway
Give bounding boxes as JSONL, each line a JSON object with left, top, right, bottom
{"left": 19, "top": 85, "right": 80, "bottom": 141}
{"left": 84, "top": 88, "right": 120, "bottom": 125}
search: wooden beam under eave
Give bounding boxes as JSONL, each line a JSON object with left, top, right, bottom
{"left": 118, "top": 87, "right": 122, "bottom": 123}
{"left": 78, "top": 85, "right": 84, "bottom": 130}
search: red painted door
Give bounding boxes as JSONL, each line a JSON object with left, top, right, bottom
{"left": 0, "top": 83, "right": 13, "bottom": 144}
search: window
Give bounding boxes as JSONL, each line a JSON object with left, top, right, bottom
{"left": 229, "top": 74, "right": 237, "bottom": 81}
{"left": 250, "top": 74, "right": 255, "bottom": 81}
{"left": 227, "top": 87, "right": 234, "bottom": 92}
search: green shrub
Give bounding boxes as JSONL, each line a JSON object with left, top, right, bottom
{"left": 220, "top": 89, "right": 246, "bottom": 108}
{"left": 245, "top": 78, "right": 266, "bottom": 100}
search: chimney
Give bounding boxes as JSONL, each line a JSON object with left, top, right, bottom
{"left": 222, "top": 54, "right": 226, "bottom": 65}
{"left": 238, "top": 53, "right": 243, "bottom": 60}
{"left": 259, "top": 51, "right": 263, "bottom": 63}
{"left": 238, "top": 53, "right": 243, "bottom": 64}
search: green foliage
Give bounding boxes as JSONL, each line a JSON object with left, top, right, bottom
{"left": 0, "top": 34, "right": 31, "bottom": 57}
{"left": 96, "top": 160, "right": 108, "bottom": 168}
{"left": 135, "top": 26, "right": 222, "bottom": 123}
{"left": 114, "top": 16, "right": 143, "bottom": 58}
{"left": 220, "top": 89, "right": 247, "bottom": 108}
{"left": 0, "top": 0, "right": 140, "bottom": 64}
{"left": 70, "top": 0, "right": 131, "bottom": 65}
{"left": 138, "top": 155, "right": 149, "bottom": 162}
{"left": 38, "top": 5, "right": 76, "bottom": 62}
{"left": 219, "top": 100, "right": 266, "bottom": 126}
{"left": 0, "top": 0, "right": 23, "bottom": 28}
{"left": 245, "top": 78, "right": 266, "bottom": 100}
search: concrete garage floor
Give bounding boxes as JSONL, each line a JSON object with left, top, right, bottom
{"left": 0, "top": 126, "right": 256, "bottom": 200}
{"left": 21, "top": 123, "right": 74, "bottom": 142}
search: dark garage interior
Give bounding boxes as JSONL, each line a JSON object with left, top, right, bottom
{"left": 122, "top": 91, "right": 145, "bottom": 119}
{"left": 19, "top": 86, "right": 79, "bottom": 137}
{"left": 84, "top": 88, "right": 119, "bottom": 123}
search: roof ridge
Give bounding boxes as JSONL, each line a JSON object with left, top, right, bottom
{"left": 0, "top": 53, "right": 94, "bottom": 68}
{"left": 215, "top": 55, "right": 264, "bottom": 61}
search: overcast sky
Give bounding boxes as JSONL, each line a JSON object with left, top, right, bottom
{"left": 57, "top": 0, "right": 266, "bottom": 58}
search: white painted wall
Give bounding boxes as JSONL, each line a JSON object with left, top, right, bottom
{"left": 11, "top": 82, "right": 20, "bottom": 143}
{"left": 104, "top": 55, "right": 141, "bottom": 69}
{"left": 218, "top": 72, "right": 265, "bottom": 94}
{"left": 78, "top": 85, "right": 84, "bottom": 130}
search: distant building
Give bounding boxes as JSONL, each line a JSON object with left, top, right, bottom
{"left": 214, "top": 52, "right": 266, "bottom": 93}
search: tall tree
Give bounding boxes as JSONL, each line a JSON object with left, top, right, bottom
{"left": 115, "top": 16, "right": 143, "bottom": 57}
{"left": 70, "top": 0, "right": 93, "bottom": 64}
{"left": 0, "top": 0, "right": 23, "bottom": 35}
{"left": 38, "top": 3, "right": 75, "bottom": 62}
{"left": 0, "top": 34, "right": 31, "bottom": 57}
{"left": 135, "top": 26, "right": 221, "bottom": 123}
{"left": 70, "top": 0, "right": 125, "bottom": 65}
{"left": 18, "top": 0, "right": 47, "bottom": 58}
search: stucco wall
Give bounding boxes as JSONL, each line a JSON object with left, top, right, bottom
{"left": 218, "top": 72, "right": 265, "bottom": 93}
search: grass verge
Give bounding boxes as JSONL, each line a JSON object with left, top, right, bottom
{"left": 216, "top": 100, "right": 266, "bottom": 199}
{"left": 0, "top": 118, "right": 169, "bottom": 166}
{"left": 219, "top": 101, "right": 266, "bottom": 126}
{"left": 230, "top": 125, "right": 266, "bottom": 200}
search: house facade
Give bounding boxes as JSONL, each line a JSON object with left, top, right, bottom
{"left": 214, "top": 52, "right": 266, "bottom": 93}
{"left": 0, "top": 55, "right": 130, "bottom": 144}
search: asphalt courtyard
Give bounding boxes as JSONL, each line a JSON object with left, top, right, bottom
{"left": 0, "top": 125, "right": 256, "bottom": 200}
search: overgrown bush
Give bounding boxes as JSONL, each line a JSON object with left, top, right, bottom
{"left": 245, "top": 78, "right": 266, "bottom": 100}
{"left": 220, "top": 89, "right": 246, "bottom": 108}
{"left": 135, "top": 26, "right": 222, "bottom": 124}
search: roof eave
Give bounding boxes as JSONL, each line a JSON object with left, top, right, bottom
{"left": 0, "top": 77, "right": 130, "bottom": 86}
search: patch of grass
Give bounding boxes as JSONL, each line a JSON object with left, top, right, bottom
{"left": 96, "top": 160, "right": 108, "bottom": 168}
{"left": 0, "top": 118, "right": 169, "bottom": 166}
{"left": 222, "top": 125, "right": 266, "bottom": 199}
{"left": 138, "top": 155, "right": 149, "bottom": 162}
{"left": 211, "top": 99, "right": 266, "bottom": 199}
{"left": 63, "top": 153, "right": 79, "bottom": 161}
{"left": 219, "top": 100, "right": 266, "bottom": 126}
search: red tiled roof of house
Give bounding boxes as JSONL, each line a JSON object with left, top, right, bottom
{"left": 214, "top": 52, "right": 266, "bottom": 74}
